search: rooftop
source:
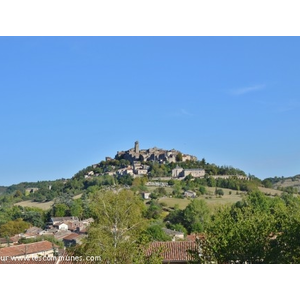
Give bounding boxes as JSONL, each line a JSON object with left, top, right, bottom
{"left": 0, "top": 241, "right": 55, "bottom": 257}
{"left": 146, "top": 241, "right": 198, "bottom": 263}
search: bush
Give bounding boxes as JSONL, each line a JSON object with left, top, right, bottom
{"left": 215, "top": 189, "right": 224, "bottom": 196}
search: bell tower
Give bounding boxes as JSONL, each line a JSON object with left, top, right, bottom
{"left": 134, "top": 141, "right": 139, "bottom": 154}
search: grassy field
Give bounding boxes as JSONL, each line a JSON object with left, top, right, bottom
{"left": 201, "top": 187, "right": 246, "bottom": 207}
{"left": 158, "top": 197, "right": 191, "bottom": 209}
{"left": 273, "top": 177, "right": 300, "bottom": 191}
{"left": 146, "top": 186, "right": 174, "bottom": 194}
{"left": 258, "top": 186, "right": 282, "bottom": 196}
{"left": 15, "top": 200, "right": 54, "bottom": 210}
{"left": 157, "top": 187, "right": 246, "bottom": 210}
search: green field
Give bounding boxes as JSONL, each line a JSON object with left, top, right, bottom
{"left": 258, "top": 186, "right": 282, "bottom": 196}
{"left": 157, "top": 187, "right": 246, "bottom": 210}
{"left": 15, "top": 200, "right": 54, "bottom": 210}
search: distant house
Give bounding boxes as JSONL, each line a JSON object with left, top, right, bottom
{"left": 63, "top": 233, "right": 84, "bottom": 247}
{"left": 184, "top": 190, "right": 197, "bottom": 198}
{"left": 58, "top": 223, "right": 68, "bottom": 231}
{"left": 172, "top": 166, "right": 205, "bottom": 179}
{"left": 183, "top": 169, "right": 205, "bottom": 178}
{"left": 21, "top": 227, "right": 43, "bottom": 239}
{"left": 146, "top": 241, "right": 198, "bottom": 264}
{"left": 172, "top": 166, "right": 184, "bottom": 178}
{"left": 54, "top": 230, "right": 72, "bottom": 241}
{"left": 142, "top": 192, "right": 151, "bottom": 200}
{"left": 136, "top": 169, "right": 148, "bottom": 175}
{"left": 162, "top": 228, "right": 185, "bottom": 241}
{"left": 0, "top": 241, "right": 57, "bottom": 259}
{"left": 50, "top": 217, "right": 79, "bottom": 225}
{"left": 0, "top": 237, "right": 14, "bottom": 247}
{"left": 25, "top": 188, "right": 39, "bottom": 195}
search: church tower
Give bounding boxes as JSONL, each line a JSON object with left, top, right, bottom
{"left": 134, "top": 141, "right": 139, "bottom": 154}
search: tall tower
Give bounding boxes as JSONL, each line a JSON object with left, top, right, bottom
{"left": 134, "top": 141, "right": 139, "bottom": 154}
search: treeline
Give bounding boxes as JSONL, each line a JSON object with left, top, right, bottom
{"left": 189, "top": 191, "right": 300, "bottom": 264}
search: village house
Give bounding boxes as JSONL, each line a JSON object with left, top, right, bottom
{"left": 25, "top": 188, "right": 39, "bottom": 195}
{"left": 142, "top": 192, "right": 151, "bottom": 200}
{"left": 0, "top": 240, "right": 57, "bottom": 259}
{"left": 0, "top": 237, "right": 14, "bottom": 247}
{"left": 184, "top": 190, "right": 197, "bottom": 198}
{"left": 54, "top": 230, "right": 73, "bottom": 241}
{"left": 50, "top": 216, "right": 79, "bottom": 225}
{"left": 56, "top": 223, "right": 68, "bottom": 231}
{"left": 62, "top": 233, "right": 84, "bottom": 247}
{"left": 20, "top": 227, "right": 43, "bottom": 239}
{"left": 172, "top": 166, "right": 205, "bottom": 179}
{"left": 162, "top": 228, "right": 185, "bottom": 241}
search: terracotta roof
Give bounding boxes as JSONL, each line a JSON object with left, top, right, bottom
{"left": 0, "top": 237, "right": 14, "bottom": 244}
{"left": 62, "top": 233, "right": 80, "bottom": 241}
{"left": 0, "top": 241, "right": 55, "bottom": 257}
{"left": 146, "top": 241, "right": 198, "bottom": 263}
{"left": 25, "top": 227, "right": 43, "bottom": 235}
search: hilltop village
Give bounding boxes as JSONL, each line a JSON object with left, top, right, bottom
{"left": 84, "top": 141, "right": 206, "bottom": 180}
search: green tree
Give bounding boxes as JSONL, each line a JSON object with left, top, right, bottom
{"left": 0, "top": 219, "right": 31, "bottom": 238}
{"left": 144, "top": 224, "right": 171, "bottom": 241}
{"left": 22, "top": 208, "right": 45, "bottom": 228}
{"left": 182, "top": 199, "right": 210, "bottom": 233}
{"left": 74, "top": 190, "right": 158, "bottom": 263}
{"left": 53, "top": 203, "right": 69, "bottom": 217}
{"left": 164, "top": 204, "right": 184, "bottom": 225}
{"left": 215, "top": 188, "right": 224, "bottom": 196}
{"left": 70, "top": 199, "right": 84, "bottom": 218}
{"left": 207, "top": 177, "right": 216, "bottom": 187}
{"left": 145, "top": 200, "right": 163, "bottom": 219}
{"left": 199, "top": 185, "right": 206, "bottom": 195}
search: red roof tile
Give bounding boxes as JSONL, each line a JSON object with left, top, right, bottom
{"left": 146, "top": 241, "right": 198, "bottom": 263}
{"left": 0, "top": 241, "right": 55, "bottom": 257}
{"left": 62, "top": 233, "right": 80, "bottom": 241}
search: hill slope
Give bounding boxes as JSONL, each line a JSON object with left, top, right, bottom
{"left": 264, "top": 175, "right": 300, "bottom": 192}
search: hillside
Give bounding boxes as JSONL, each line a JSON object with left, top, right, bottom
{"left": 273, "top": 175, "right": 300, "bottom": 192}
{"left": 1, "top": 142, "right": 298, "bottom": 204}
{"left": 0, "top": 186, "right": 7, "bottom": 195}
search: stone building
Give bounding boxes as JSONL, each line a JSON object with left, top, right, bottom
{"left": 172, "top": 166, "right": 205, "bottom": 179}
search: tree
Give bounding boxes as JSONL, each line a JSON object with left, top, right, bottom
{"left": 53, "top": 203, "right": 69, "bottom": 217}
{"left": 74, "top": 190, "right": 159, "bottom": 263}
{"left": 207, "top": 177, "right": 216, "bottom": 187}
{"left": 164, "top": 204, "right": 185, "bottom": 225}
{"left": 144, "top": 224, "right": 171, "bottom": 241}
{"left": 0, "top": 219, "right": 31, "bottom": 238}
{"left": 199, "top": 185, "right": 206, "bottom": 195}
{"left": 182, "top": 199, "right": 210, "bottom": 233}
{"left": 215, "top": 188, "right": 224, "bottom": 196}
{"left": 14, "top": 190, "right": 23, "bottom": 198}
{"left": 70, "top": 199, "right": 84, "bottom": 218}
{"left": 145, "top": 200, "right": 163, "bottom": 219}
{"left": 22, "top": 208, "right": 45, "bottom": 228}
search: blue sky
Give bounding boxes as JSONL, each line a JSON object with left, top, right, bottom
{"left": 0, "top": 37, "right": 299, "bottom": 186}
